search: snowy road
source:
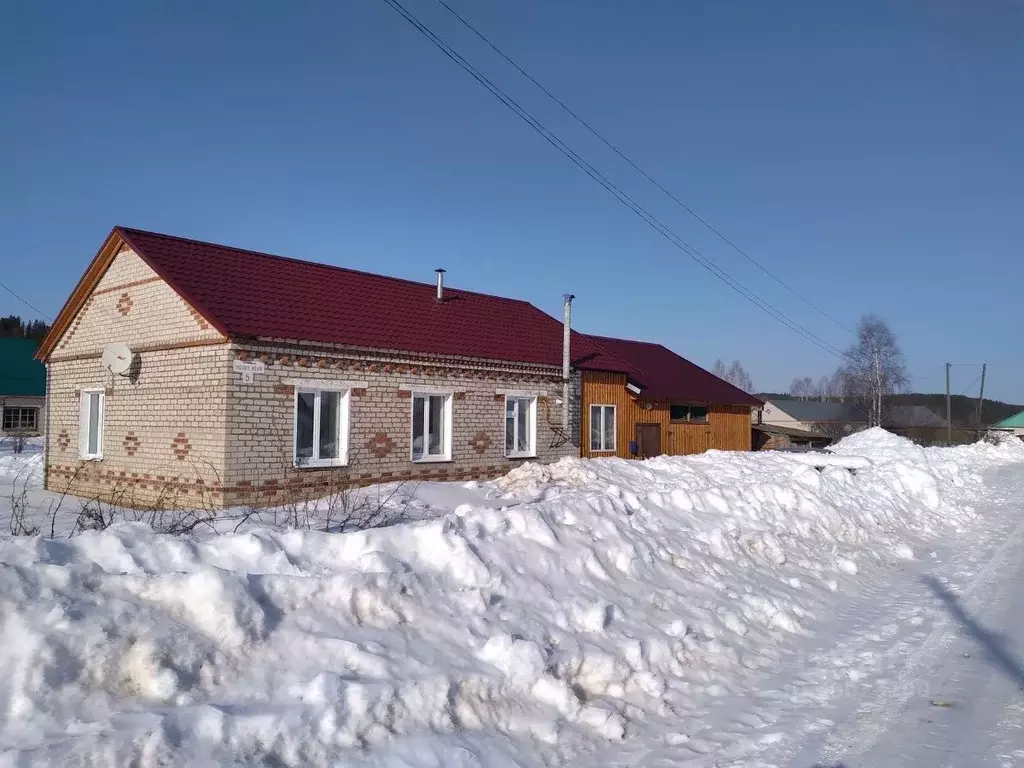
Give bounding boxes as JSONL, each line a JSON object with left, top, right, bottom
{"left": 750, "top": 463, "right": 1024, "bottom": 767}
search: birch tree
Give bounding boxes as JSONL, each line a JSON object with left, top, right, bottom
{"left": 789, "top": 376, "right": 816, "bottom": 400}
{"left": 836, "top": 315, "right": 907, "bottom": 427}
{"left": 712, "top": 359, "right": 754, "bottom": 393}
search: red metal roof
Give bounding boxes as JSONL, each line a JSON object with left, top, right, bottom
{"left": 115, "top": 227, "right": 628, "bottom": 370}
{"left": 583, "top": 334, "right": 763, "bottom": 406}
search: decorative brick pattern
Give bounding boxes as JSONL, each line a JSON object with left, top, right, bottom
{"left": 185, "top": 302, "right": 211, "bottom": 331}
{"left": 52, "top": 248, "right": 223, "bottom": 358}
{"left": 58, "top": 296, "right": 94, "bottom": 350}
{"left": 57, "top": 430, "right": 70, "bottom": 452}
{"left": 366, "top": 432, "right": 397, "bottom": 459}
{"left": 171, "top": 432, "right": 191, "bottom": 460}
{"left": 116, "top": 293, "right": 134, "bottom": 316}
{"left": 123, "top": 432, "right": 140, "bottom": 457}
{"left": 469, "top": 430, "right": 492, "bottom": 455}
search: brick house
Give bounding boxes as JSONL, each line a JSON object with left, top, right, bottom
{"left": 37, "top": 227, "right": 638, "bottom": 507}
{"left": 38, "top": 227, "right": 762, "bottom": 508}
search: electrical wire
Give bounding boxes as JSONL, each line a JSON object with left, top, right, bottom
{"left": 379, "top": 0, "right": 852, "bottom": 361}
{"left": 433, "top": 0, "right": 854, "bottom": 336}
{"left": 957, "top": 374, "right": 983, "bottom": 397}
{"left": 0, "top": 279, "right": 51, "bottom": 322}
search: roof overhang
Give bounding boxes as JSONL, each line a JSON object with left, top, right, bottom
{"left": 36, "top": 227, "right": 227, "bottom": 361}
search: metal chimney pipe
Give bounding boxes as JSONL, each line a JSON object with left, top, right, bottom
{"left": 435, "top": 268, "right": 446, "bottom": 302}
{"left": 562, "top": 294, "right": 575, "bottom": 430}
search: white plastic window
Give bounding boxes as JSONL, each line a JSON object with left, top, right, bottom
{"left": 294, "top": 388, "right": 349, "bottom": 467}
{"left": 589, "top": 404, "right": 616, "bottom": 452}
{"left": 79, "top": 389, "right": 105, "bottom": 459}
{"left": 505, "top": 396, "right": 536, "bottom": 458}
{"left": 412, "top": 393, "right": 452, "bottom": 461}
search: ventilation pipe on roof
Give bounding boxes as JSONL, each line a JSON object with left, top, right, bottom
{"left": 562, "top": 293, "right": 575, "bottom": 430}
{"left": 435, "top": 269, "right": 446, "bottom": 302}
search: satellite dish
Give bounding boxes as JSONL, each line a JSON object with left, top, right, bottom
{"left": 102, "top": 342, "right": 134, "bottom": 376}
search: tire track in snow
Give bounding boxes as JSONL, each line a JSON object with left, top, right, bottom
{"left": 785, "top": 465, "right": 1024, "bottom": 766}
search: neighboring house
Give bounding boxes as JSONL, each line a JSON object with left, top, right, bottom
{"left": 38, "top": 227, "right": 755, "bottom": 509}
{"left": 992, "top": 410, "right": 1024, "bottom": 437}
{"left": 751, "top": 423, "right": 831, "bottom": 452}
{"left": 758, "top": 399, "right": 868, "bottom": 438}
{"left": 0, "top": 337, "right": 46, "bottom": 437}
{"left": 577, "top": 335, "right": 762, "bottom": 458}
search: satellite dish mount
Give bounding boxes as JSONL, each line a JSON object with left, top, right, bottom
{"left": 102, "top": 342, "right": 135, "bottom": 377}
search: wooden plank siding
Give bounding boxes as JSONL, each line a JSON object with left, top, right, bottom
{"left": 579, "top": 371, "right": 752, "bottom": 458}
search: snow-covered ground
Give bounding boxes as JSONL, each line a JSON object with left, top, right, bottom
{"left": 1, "top": 430, "right": 1023, "bottom": 766}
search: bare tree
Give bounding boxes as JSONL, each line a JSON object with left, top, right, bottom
{"left": 836, "top": 315, "right": 908, "bottom": 427}
{"left": 712, "top": 359, "right": 754, "bottom": 393}
{"left": 816, "top": 376, "right": 832, "bottom": 402}
{"left": 789, "top": 376, "right": 816, "bottom": 400}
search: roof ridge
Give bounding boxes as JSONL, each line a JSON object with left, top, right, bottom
{"left": 114, "top": 226, "right": 540, "bottom": 306}
{"left": 584, "top": 332, "right": 664, "bottom": 348}
{"left": 578, "top": 333, "right": 644, "bottom": 376}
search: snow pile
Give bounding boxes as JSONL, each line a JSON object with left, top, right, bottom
{"left": 1, "top": 431, "right": 1022, "bottom": 765}
{"left": 0, "top": 437, "right": 43, "bottom": 486}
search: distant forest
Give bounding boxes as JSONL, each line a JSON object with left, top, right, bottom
{"left": 0, "top": 315, "right": 50, "bottom": 343}
{"left": 759, "top": 392, "right": 1022, "bottom": 428}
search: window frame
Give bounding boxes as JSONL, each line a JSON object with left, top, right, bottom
{"left": 504, "top": 395, "right": 537, "bottom": 459}
{"left": 2, "top": 407, "right": 38, "bottom": 432}
{"left": 589, "top": 403, "right": 617, "bottom": 452}
{"left": 670, "top": 404, "right": 709, "bottom": 424}
{"left": 79, "top": 387, "right": 105, "bottom": 460}
{"left": 410, "top": 391, "right": 453, "bottom": 463}
{"left": 292, "top": 386, "right": 350, "bottom": 468}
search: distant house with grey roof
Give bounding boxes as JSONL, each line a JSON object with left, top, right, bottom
{"left": 758, "top": 399, "right": 867, "bottom": 435}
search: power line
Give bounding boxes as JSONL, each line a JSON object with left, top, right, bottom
{"left": 0, "top": 279, "right": 51, "bottom": 322}
{"left": 378, "top": 0, "right": 852, "bottom": 361}
{"left": 957, "top": 374, "right": 983, "bottom": 397}
{"left": 433, "top": 0, "right": 854, "bottom": 336}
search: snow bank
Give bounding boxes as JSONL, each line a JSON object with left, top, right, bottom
{"left": 1, "top": 430, "right": 1022, "bottom": 765}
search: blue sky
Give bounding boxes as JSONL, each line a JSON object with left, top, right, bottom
{"left": 3, "top": 1, "right": 1022, "bottom": 401}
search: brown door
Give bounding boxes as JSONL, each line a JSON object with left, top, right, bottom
{"left": 636, "top": 423, "right": 662, "bottom": 458}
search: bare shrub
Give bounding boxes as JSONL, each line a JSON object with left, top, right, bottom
{"left": 8, "top": 465, "right": 37, "bottom": 536}
{"left": 231, "top": 477, "right": 419, "bottom": 534}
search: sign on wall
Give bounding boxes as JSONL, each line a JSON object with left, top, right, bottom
{"left": 232, "top": 360, "right": 266, "bottom": 384}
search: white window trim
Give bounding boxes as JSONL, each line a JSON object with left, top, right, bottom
{"left": 293, "top": 387, "right": 351, "bottom": 468}
{"left": 590, "top": 403, "right": 617, "bottom": 453}
{"left": 399, "top": 385, "right": 457, "bottom": 396}
{"left": 410, "top": 391, "right": 453, "bottom": 463}
{"left": 504, "top": 395, "right": 538, "bottom": 459}
{"left": 283, "top": 378, "right": 368, "bottom": 390}
{"left": 494, "top": 388, "right": 550, "bottom": 398}
{"left": 79, "top": 387, "right": 105, "bottom": 461}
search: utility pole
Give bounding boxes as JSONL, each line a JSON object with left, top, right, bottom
{"left": 946, "top": 362, "right": 952, "bottom": 446}
{"left": 976, "top": 363, "right": 987, "bottom": 440}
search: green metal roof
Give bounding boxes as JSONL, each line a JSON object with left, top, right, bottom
{"left": 993, "top": 409, "right": 1024, "bottom": 429}
{"left": 0, "top": 338, "right": 46, "bottom": 397}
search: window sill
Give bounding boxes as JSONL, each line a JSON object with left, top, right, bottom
{"left": 590, "top": 449, "right": 616, "bottom": 453}
{"left": 412, "top": 456, "right": 453, "bottom": 464}
{"left": 506, "top": 452, "right": 537, "bottom": 460}
{"left": 294, "top": 459, "right": 348, "bottom": 469}
{"left": 670, "top": 420, "right": 709, "bottom": 426}
{"left": 80, "top": 455, "right": 103, "bottom": 462}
